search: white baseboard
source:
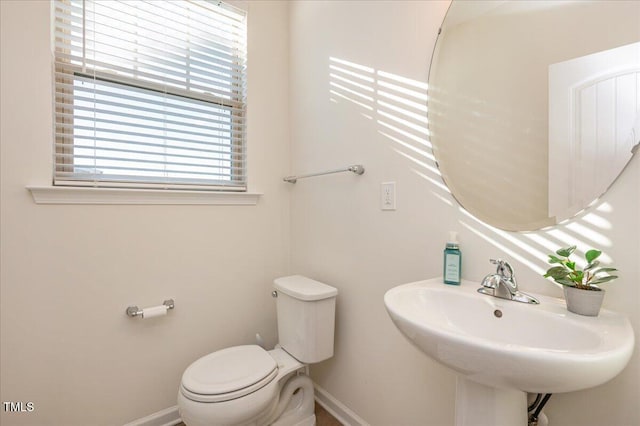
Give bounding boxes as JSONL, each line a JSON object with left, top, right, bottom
{"left": 122, "top": 405, "right": 181, "bottom": 426}
{"left": 314, "top": 383, "right": 369, "bottom": 426}
{"left": 123, "top": 384, "right": 366, "bottom": 426}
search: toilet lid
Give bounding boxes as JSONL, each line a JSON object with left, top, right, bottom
{"left": 181, "top": 345, "right": 277, "bottom": 401}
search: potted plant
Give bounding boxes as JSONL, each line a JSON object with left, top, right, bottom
{"left": 544, "top": 245, "right": 618, "bottom": 316}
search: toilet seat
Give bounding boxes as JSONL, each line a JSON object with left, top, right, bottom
{"left": 180, "top": 345, "right": 278, "bottom": 403}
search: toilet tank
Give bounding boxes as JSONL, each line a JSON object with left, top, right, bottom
{"left": 273, "top": 275, "right": 338, "bottom": 363}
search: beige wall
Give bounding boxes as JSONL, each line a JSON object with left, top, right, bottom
{"left": 0, "top": 1, "right": 289, "bottom": 425}
{"left": 289, "top": 1, "right": 639, "bottom": 425}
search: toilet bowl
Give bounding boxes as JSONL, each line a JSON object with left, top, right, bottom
{"left": 178, "top": 345, "right": 314, "bottom": 426}
{"left": 178, "top": 276, "right": 337, "bottom": 426}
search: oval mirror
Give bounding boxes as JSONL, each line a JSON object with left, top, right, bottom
{"left": 428, "top": 0, "right": 640, "bottom": 231}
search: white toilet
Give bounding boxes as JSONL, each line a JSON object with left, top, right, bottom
{"left": 178, "top": 275, "right": 338, "bottom": 426}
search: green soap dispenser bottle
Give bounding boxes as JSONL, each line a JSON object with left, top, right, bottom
{"left": 443, "top": 231, "right": 461, "bottom": 285}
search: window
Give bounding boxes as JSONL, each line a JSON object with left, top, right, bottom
{"left": 53, "top": 0, "right": 247, "bottom": 191}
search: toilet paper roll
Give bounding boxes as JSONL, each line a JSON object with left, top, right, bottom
{"left": 141, "top": 305, "right": 168, "bottom": 319}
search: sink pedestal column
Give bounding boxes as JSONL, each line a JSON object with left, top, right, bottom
{"left": 455, "top": 377, "right": 527, "bottom": 426}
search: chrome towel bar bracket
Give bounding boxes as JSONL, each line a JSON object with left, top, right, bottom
{"left": 283, "top": 164, "right": 365, "bottom": 183}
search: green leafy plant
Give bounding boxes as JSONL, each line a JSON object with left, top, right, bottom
{"left": 544, "top": 246, "right": 618, "bottom": 290}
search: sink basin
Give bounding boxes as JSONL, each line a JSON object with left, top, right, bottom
{"left": 384, "top": 278, "right": 634, "bottom": 394}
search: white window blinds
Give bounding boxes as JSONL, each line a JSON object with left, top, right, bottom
{"left": 53, "top": 0, "right": 247, "bottom": 190}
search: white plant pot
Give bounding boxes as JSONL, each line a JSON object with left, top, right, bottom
{"left": 563, "top": 286, "right": 605, "bottom": 316}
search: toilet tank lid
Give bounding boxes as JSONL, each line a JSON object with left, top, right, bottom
{"left": 274, "top": 275, "right": 338, "bottom": 301}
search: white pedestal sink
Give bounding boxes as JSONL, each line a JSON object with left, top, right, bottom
{"left": 384, "top": 278, "right": 634, "bottom": 426}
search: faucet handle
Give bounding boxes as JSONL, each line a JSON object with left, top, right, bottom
{"left": 489, "top": 259, "right": 515, "bottom": 280}
{"left": 489, "top": 258, "right": 505, "bottom": 271}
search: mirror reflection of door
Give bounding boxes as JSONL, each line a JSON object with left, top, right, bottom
{"left": 549, "top": 42, "right": 640, "bottom": 222}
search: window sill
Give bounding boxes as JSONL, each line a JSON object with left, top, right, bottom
{"left": 27, "top": 186, "right": 262, "bottom": 205}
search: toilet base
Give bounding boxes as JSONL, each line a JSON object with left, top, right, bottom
{"left": 268, "top": 374, "right": 316, "bottom": 426}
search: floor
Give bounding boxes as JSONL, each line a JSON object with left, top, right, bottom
{"left": 176, "top": 403, "right": 343, "bottom": 425}
{"left": 315, "top": 403, "right": 343, "bottom": 426}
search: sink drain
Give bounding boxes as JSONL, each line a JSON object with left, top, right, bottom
{"left": 494, "top": 309, "right": 503, "bottom": 318}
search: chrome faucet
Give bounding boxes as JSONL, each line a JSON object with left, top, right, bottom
{"left": 478, "top": 259, "right": 540, "bottom": 304}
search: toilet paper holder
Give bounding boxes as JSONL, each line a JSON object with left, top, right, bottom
{"left": 126, "top": 299, "right": 175, "bottom": 318}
